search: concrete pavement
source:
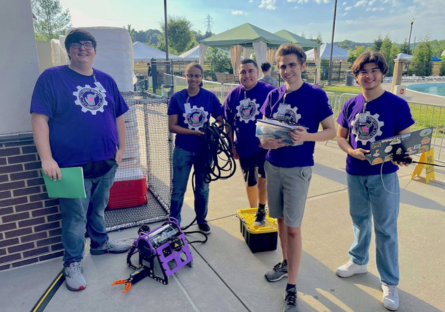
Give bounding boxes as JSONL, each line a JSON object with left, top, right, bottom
{"left": 1, "top": 142, "right": 444, "bottom": 312}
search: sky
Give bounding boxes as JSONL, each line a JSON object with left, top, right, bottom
{"left": 59, "top": 0, "right": 444, "bottom": 44}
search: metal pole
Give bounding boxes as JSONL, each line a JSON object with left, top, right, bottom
{"left": 408, "top": 18, "right": 414, "bottom": 55}
{"left": 164, "top": 0, "right": 168, "bottom": 61}
{"left": 327, "top": 0, "right": 338, "bottom": 86}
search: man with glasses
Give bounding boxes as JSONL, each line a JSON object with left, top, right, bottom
{"left": 224, "top": 59, "right": 275, "bottom": 226}
{"left": 30, "top": 28, "right": 130, "bottom": 291}
{"left": 336, "top": 51, "right": 414, "bottom": 311}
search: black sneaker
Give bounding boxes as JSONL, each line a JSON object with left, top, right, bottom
{"left": 254, "top": 208, "right": 266, "bottom": 227}
{"left": 284, "top": 288, "right": 299, "bottom": 312}
{"left": 198, "top": 223, "right": 211, "bottom": 234}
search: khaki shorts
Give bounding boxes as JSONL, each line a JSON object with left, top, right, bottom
{"left": 264, "top": 161, "right": 312, "bottom": 228}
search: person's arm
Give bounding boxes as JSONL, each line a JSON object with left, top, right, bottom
{"left": 31, "top": 112, "right": 61, "bottom": 181}
{"left": 168, "top": 114, "right": 204, "bottom": 136}
{"left": 289, "top": 115, "right": 336, "bottom": 144}
{"left": 115, "top": 114, "right": 126, "bottom": 164}
{"left": 337, "top": 125, "right": 368, "bottom": 160}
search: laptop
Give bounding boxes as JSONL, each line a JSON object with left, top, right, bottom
{"left": 365, "top": 127, "right": 433, "bottom": 165}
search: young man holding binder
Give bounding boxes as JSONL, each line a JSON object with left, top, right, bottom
{"left": 30, "top": 29, "right": 130, "bottom": 291}
{"left": 260, "top": 43, "right": 335, "bottom": 312}
{"left": 224, "top": 59, "right": 275, "bottom": 226}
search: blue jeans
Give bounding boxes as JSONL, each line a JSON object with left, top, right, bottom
{"left": 346, "top": 172, "right": 400, "bottom": 285}
{"left": 59, "top": 163, "right": 118, "bottom": 267}
{"left": 170, "top": 147, "right": 209, "bottom": 225}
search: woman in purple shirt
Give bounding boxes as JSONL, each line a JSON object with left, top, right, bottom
{"left": 167, "top": 63, "right": 224, "bottom": 234}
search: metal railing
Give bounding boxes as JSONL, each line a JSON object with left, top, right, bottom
{"left": 163, "top": 74, "right": 445, "bottom": 162}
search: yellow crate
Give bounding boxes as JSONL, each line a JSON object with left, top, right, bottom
{"left": 236, "top": 208, "right": 278, "bottom": 253}
{"left": 236, "top": 208, "right": 278, "bottom": 233}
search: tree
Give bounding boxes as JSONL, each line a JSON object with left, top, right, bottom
{"left": 399, "top": 38, "right": 410, "bottom": 54}
{"left": 316, "top": 32, "right": 323, "bottom": 45}
{"left": 301, "top": 32, "right": 306, "bottom": 38}
{"left": 372, "top": 35, "right": 383, "bottom": 52}
{"left": 410, "top": 36, "right": 433, "bottom": 76}
{"left": 125, "top": 25, "right": 135, "bottom": 41}
{"left": 159, "top": 16, "right": 194, "bottom": 54}
{"left": 380, "top": 35, "right": 392, "bottom": 74}
{"left": 348, "top": 45, "right": 365, "bottom": 64}
{"left": 32, "top": 0, "right": 71, "bottom": 40}
{"left": 193, "top": 30, "right": 213, "bottom": 42}
{"left": 205, "top": 47, "right": 231, "bottom": 79}
{"left": 388, "top": 44, "right": 400, "bottom": 76}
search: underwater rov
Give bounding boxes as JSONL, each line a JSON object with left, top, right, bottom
{"left": 112, "top": 218, "right": 193, "bottom": 293}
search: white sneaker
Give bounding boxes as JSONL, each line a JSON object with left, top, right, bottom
{"left": 335, "top": 261, "right": 368, "bottom": 278}
{"left": 382, "top": 284, "right": 399, "bottom": 311}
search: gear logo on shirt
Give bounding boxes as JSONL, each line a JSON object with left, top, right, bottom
{"left": 183, "top": 106, "right": 209, "bottom": 131}
{"left": 73, "top": 84, "right": 108, "bottom": 115}
{"left": 236, "top": 98, "right": 260, "bottom": 123}
{"left": 272, "top": 104, "right": 301, "bottom": 124}
{"left": 351, "top": 111, "right": 384, "bottom": 144}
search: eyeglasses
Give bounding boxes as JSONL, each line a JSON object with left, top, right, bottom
{"left": 358, "top": 68, "right": 381, "bottom": 76}
{"left": 186, "top": 74, "right": 202, "bottom": 78}
{"left": 70, "top": 42, "right": 94, "bottom": 50}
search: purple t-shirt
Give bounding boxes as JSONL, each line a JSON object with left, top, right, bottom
{"left": 168, "top": 88, "right": 224, "bottom": 152}
{"left": 224, "top": 81, "right": 275, "bottom": 157}
{"left": 260, "top": 83, "right": 333, "bottom": 168}
{"left": 30, "top": 66, "right": 129, "bottom": 167}
{"left": 337, "top": 91, "right": 414, "bottom": 175}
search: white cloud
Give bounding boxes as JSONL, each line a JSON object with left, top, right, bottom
{"left": 354, "top": 0, "right": 368, "bottom": 7}
{"left": 366, "top": 7, "right": 384, "bottom": 11}
{"left": 297, "top": 0, "right": 309, "bottom": 3}
{"left": 343, "top": 1, "right": 347, "bottom": 5}
{"left": 343, "top": 12, "right": 348, "bottom": 16}
{"left": 249, "top": 0, "right": 253, "bottom": 2}
{"left": 287, "top": 0, "right": 297, "bottom": 2}
{"left": 368, "top": 0, "right": 376, "bottom": 5}
{"left": 345, "top": 6, "right": 352, "bottom": 10}
{"left": 259, "top": 0, "right": 277, "bottom": 10}
{"left": 232, "top": 10, "right": 244, "bottom": 14}
{"left": 293, "top": 5, "right": 299, "bottom": 9}
{"left": 314, "top": 0, "right": 331, "bottom": 3}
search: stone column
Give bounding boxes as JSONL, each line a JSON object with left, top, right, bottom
{"left": 391, "top": 60, "right": 406, "bottom": 94}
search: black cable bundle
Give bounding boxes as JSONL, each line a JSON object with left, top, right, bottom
{"left": 200, "top": 120, "right": 237, "bottom": 183}
{"left": 183, "top": 120, "right": 236, "bottom": 243}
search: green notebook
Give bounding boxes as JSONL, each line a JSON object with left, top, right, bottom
{"left": 42, "top": 167, "right": 86, "bottom": 199}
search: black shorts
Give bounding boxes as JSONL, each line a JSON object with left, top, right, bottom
{"left": 239, "top": 149, "right": 268, "bottom": 187}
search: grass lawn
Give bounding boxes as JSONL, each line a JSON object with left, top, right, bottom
{"left": 322, "top": 85, "right": 361, "bottom": 97}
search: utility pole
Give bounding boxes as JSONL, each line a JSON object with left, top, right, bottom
{"left": 327, "top": 0, "right": 338, "bottom": 86}
{"left": 204, "top": 14, "right": 213, "bottom": 34}
{"left": 164, "top": 0, "right": 168, "bottom": 60}
{"left": 408, "top": 17, "right": 415, "bottom": 55}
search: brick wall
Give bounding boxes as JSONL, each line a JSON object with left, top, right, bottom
{"left": 0, "top": 139, "right": 63, "bottom": 271}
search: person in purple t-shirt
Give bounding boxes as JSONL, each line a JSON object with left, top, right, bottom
{"left": 30, "top": 29, "right": 130, "bottom": 292}
{"left": 260, "top": 43, "right": 335, "bottom": 312}
{"left": 224, "top": 59, "right": 275, "bottom": 227}
{"left": 168, "top": 62, "right": 224, "bottom": 234}
{"left": 335, "top": 52, "right": 414, "bottom": 311}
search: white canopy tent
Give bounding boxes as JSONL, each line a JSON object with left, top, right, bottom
{"left": 133, "top": 41, "right": 180, "bottom": 62}
{"left": 306, "top": 43, "right": 349, "bottom": 61}
{"left": 179, "top": 45, "right": 231, "bottom": 61}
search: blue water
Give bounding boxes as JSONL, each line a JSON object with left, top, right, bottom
{"left": 407, "top": 83, "right": 445, "bottom": 97}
